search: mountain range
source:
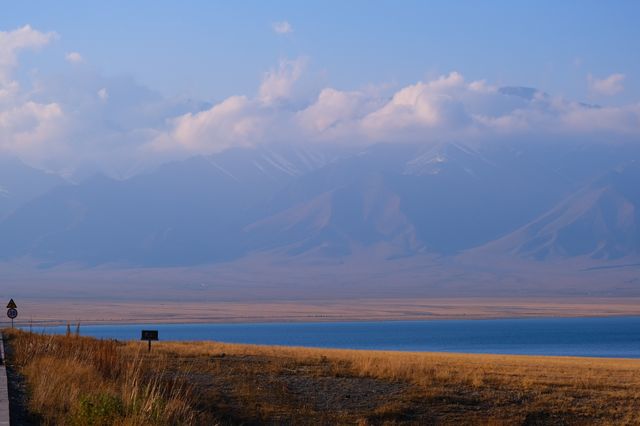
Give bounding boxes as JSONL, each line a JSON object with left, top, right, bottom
{"left": 1, "top": 140, "right": 639, "bottom": 296}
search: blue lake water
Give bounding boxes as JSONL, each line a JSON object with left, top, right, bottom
{"left": 31, "top": 316, "right": 640, "bottom": 358}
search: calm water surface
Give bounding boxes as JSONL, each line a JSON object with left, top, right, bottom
{"left": 33, "top": 316, "right": 640, "bottom": 358}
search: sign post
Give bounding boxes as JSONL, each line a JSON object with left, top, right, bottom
{"left": 6, "top": 299, "right": 17, "bottom": 328}
{"left": 141, "top": 330, "right": 158, "bottom": 352}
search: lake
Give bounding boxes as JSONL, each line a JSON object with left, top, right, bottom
{"left": 31, "top": 316, "right": 640, "bottom": 358}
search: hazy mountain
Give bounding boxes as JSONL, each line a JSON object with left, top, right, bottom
{"left": 245, "top": 172, "right": 424, "bottom": 258}
{"left": 248, "top": 141, "right": 579, "bottom": 257}
{"left": 0, "top": 141, "right": 639, "bottom": 271}
{"left": 476, "top": 162, "right": 640, "bottom": 260}
{"left": 0, "top": 145, "right": 336, "bottom": 266}
{"left": 0, "top": 157, "right": 67, "bottom": 219}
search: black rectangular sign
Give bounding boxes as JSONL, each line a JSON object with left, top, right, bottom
{"left": 141, "top": 330, "right": 159, "bottom": 341}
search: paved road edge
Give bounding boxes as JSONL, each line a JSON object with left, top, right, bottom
{"left": 0, "top": 334, "right": 10, "bottom": 425}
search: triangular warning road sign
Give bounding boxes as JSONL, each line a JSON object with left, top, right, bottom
{"left": 6, "top": 299, "right": 17, "bottom": 309}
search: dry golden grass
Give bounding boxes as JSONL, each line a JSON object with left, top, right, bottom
{"left": 5, "top": 330, "right": 640, "bottom": 425}
{"left": 149, "top": 341, "right": 640, "bottom": 425}
{"left": 157, "top": 339, "right": 640, "bottom": 388}
{"left": 3, "top": 329, "right": 210, "bottom": 425}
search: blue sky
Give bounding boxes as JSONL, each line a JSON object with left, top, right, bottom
{"left": 3, "top": 1, "right": 638, "bottom": 103}
{"left": 1, "top": 1, "right": 639, "bottom": 175}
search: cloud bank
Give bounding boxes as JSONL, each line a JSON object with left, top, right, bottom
{"left": 155, "top": 68, "right": 640, "bottom": 156}
{"left": 1, "top": 25, "right": 639, "bottom": 177}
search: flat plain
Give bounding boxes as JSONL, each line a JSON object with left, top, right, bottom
{"left": 13, "top": 297, "right": 640, "bottom": 326}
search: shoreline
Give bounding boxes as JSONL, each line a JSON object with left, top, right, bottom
{"left": 16, "top": 311, "right": 640, "bottom": 328}
{"left": 9, "top": 328, "right": 640, "bottom": 361}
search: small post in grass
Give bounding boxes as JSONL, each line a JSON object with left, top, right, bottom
{"left": 141, "top": 330, "right": 159, "bottom": 352}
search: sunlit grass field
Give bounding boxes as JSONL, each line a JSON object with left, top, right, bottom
{"left": 4, "top": 329, "right": 640, "bottom": 425}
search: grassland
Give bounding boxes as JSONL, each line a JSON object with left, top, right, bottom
{"left": 4, "top": 330, "right": 640, "bottom": 425}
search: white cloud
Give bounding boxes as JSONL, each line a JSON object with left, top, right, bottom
{"left": 0, "top": 101, "right": 65, "bottom": 162}
{"left": 25, "top": 71, "right": 640, "bottom": 172}
{"left": 0, "top": 25, "right": 56, "bottom": 81}
{"left": 298, "top": 88, "right": 370, "bottom": 133}
{"left": 0, "top": 27, "right": 204, "bottom": 176}
{"left": 164, "top": 95, "right": 262, "bottom": 152}
{"left": 152, "top": 67, "right": 640, "bottom": 157}
{"left": 0, "top": 25, "right": 56, "bottom": 96}
{"left": 0, "top": 26, "right": 66, "bottom": 167}
{"left": 259, "top": 57, "right": 307, "bottom": 104}
{"left": 65, "top": 51, "right": 83, "bottom": 63}
{"left": 588, "top": 73, "right": 625, "bottom": 96}
{"left": 362, "top": 72, "right": 469, "bottom": 136}
{"left": 0, "top": 101, "right": 62, "bottom": 133}
{"left": 1, "top": 24, "right": 640, "bottom": 177}
{"left": 97, "top": 87, "right": 109, "bottom": 101}
{"left": 272, "top": 21, "right": 293, "bottom": 34}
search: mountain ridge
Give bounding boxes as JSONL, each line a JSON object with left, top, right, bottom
{"left": 0, "top": 142, "right": 639, "bottom": 277}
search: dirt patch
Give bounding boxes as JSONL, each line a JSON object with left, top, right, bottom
{"left": 160, "top": 354, "right": 435, "bottom": 424}
{"left": 278, "top": 374, "right": 409, "bottom": 412}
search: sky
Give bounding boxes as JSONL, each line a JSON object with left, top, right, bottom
{"left": 1, "top": 1, "right": 639, "bottom": 176}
